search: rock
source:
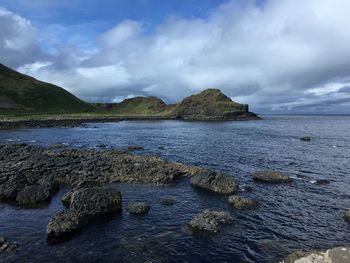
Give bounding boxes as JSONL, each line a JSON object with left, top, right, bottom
{"left": 281, "top": 247, "right": 350, "bottom": 263}
{"left": 253, "top": 171, "right": 291, "bottom": 183}
{"left": 0, "top": 174, "right": 27, "bottom": 201}
{"left": 49, "top": 143, "right": 66, "bottom": 149}
{"left": 315, "top": 179, "right": 330, "bottom": 185}
{"left": 70, "top": 187, "right": 122, "bottom": 218}
{"left": 191, "top": 170, "right": 237, "bottom": 194}
{"left": 127, "top": 146, "right": 144, "bottom": 151}
{"left": 345, "top": 209, "right": 350, "bottom": 222}
{"left": 160, "top": 196, "right": 176, "bottom": 206}
{"left": 188, "top": 209, "right": 234, "bottom": 234}
{"left": 0, "top": 237, "right": 19, "bottom": 253}
{"left": 16, "top": 184, "right": 51, "bottom": 206}
{"left": 300, "top": 136, "right": 312, "bottom": 142}
{"left": 46, "top": 210, "right": 86, "bottom": 244}
{"left": 127, "top": 202, "right": 150, "bottom": 215}
{"left": 240, "top": 186, "right": 253, "bottom": 192}
{"left": 61, "top": 191, "right": 73, "bottom": 208}
{"left": 228, "top": 195, "right": 258, "bottom": 209}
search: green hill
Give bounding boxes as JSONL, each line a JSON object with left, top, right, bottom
{"left": 93, "top": 96, "right": 173, "bottom": 116}
{"left": 170, "top": 89, "right": 257, "bottom": 120}
{"left": 0, "top": 63, "right": 93, "bottom": 114}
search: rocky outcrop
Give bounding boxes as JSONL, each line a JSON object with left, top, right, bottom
{"left": 191, "top": 170, "right": 237, "bottom": 194}
{"left": 253, "top": 171, "right": 291, "bottom": 183}
{"left": 228, "top": 195, "right": 258, "bottom": 209}
{"left": 127, "top": 202, "right": 150, "bottom": 215}
{"left": 300, "top": 136, "right": 312, "bottom": 142}
{"left": 188, "top": 210, "right": 234, "bottom": 234}
{"left": 281, "top": 247, "right": 350, "bottom": 263}
{"left": 47, "top": 187, "right": 122, "bottom": 243}
{"left": 0, "top": 236, "right": 18, "bottom": 253}
{"left": 160, "top": 196, "right": 176, "bottom": 206}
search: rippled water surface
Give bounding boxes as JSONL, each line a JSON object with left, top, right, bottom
{"left": 1, "top": 115, "right": 350, "bottom": 263}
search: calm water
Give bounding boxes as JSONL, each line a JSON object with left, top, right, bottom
{"left": 0, "top": 115, "right": 350, "bottom": 263}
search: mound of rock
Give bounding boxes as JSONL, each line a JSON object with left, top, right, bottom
{"left": 47, "top": 187, "right": 122, "bottom": 243}
{"left": 127, "top": 202, "right": 150, "bottom": 215}
{"left": 47, "top": 210, "right": 86, "bottom": 243}
{"left": 191, "top": 170, "right": 237, "bottom": 194}
{"left": 228, "top": 195, "right": 258, "bottom": 209}
{"left": 253, "top": 171, "right": 291, "bottom": 184}
{"left": 281, "top": 247, "right": 350, "bottom": 263}
{"left": 0, "top": 237, "right": 18, "bottom": 253}
{"left": 188, "top": 209, "right": 234, "bottom": 234}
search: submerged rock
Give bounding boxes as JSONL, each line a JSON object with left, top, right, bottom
{"left": 300, "top": 136, "right": 312, "bottom": 142}
{"left": 315, "top": 179, "right": 330, "bottom": 185}
{"left": 160, "top": 196, "right": 176, "bottom": 206}
{"left": 191, "top": 170, "right": 237, "bottom": 194}
{"left": 281, "top": 247, "right": 350, "bottom": 263}
{"left": 253, "top": 171, "right": 291, "bottom": 183}
{"left": 127, "top": 202, "right": 150, "bottom": 215}
{"left": 188, "top": 209, "right": 234, "bottom": 234}
{"left": 46, "top": 210, "right": 86, "bottom": 244}
{"left": 127, "top": 145, "right": 144, "bottom": 151}
{"left": 228, "top": 195, "right": 258, "bottom": 209}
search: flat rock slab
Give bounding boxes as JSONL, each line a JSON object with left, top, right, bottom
{"left": 188, "top": 209, "right": 234, "bottom": 234}
{"left": 191, "top": 170, "right": 237, "bottom": 194}
{"left": 253, "top": 171, "right": 291, "bottom": 184}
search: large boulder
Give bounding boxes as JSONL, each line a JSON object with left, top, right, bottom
{"left": 46, "top": 210, "right": 86, "bottom": 244}
{"left": 228, "top": 195, "right": 258, "bottom": 209}
{"left": 127, "top": 202, "right": 150, "bottom": 215}
{"left": 16, "top": 185, "right": 51, "bottom": 206}
{"left": 70, "top": 187, "right": 122, "bottom": 218}
{"left": 191, "top": 170, "right": 237, "bottom": 194}
{"left": 253, "top": 171, "right": 291, "bottom": 184}
{"left": 188, "top": 209, "right": 234, "bottom": 234}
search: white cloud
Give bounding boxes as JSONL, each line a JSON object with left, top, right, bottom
{"left": 3, "top": 0, "right": 350, "bottom": 113}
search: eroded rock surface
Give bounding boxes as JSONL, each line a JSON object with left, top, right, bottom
{"left": 191, "top": 170, "right": 237, "bottom": 194}
{"left": 253, "top": 171, "right": 291, "bottom": 184}
{"left": 188, "top": 209, "right": 234, "bottom": 234}
{"left": 127, "top": 202, "right": 150, "bottom": 215}
{"left": 281, "top": 247, "right": 350, "bottom": 263}
{"left": 228, "top": 195, "right": 258, "bottom": 209}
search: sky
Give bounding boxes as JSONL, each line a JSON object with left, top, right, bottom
{"left": 0, "top": 0, "right": 350, "bottom": 114}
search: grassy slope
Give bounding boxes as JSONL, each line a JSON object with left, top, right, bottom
{"left": 0, "top": 63, "right": 93, "bottom": 114}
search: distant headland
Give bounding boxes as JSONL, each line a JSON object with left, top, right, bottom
{"left": 0, "top": 63, "right": 260, "bottom": 128}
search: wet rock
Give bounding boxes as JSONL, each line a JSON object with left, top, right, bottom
{"left": 127, "top": 202, "right": 150, "bottom": 215}
{"left": 191, "top": 170, "right": 237, "bottom": 194}
{"left": 70, "top": 187, "right": 122, "bottom": 218}
{"left": 315, "top": 179, "right": 330, "bottom": 185}
{"left": 345, "top": 209, "right": 350, "bottom": 222}
{"left": 0, "top": 237, "right": 19, "bottom": 253}
{"left": 46, "top": 210, "right": 86, "bottom": 244}
{"left": 61, "top": 191, "right": 73, "bottom": 208}
{"left": 300, "top": 136, "right": 312, "bottom": 142}
{"left": 160, "top": 196, "right": 176, "bottom": 206}
{"left": 253, "top": 171, "right": 291, "bottom": 183}
{"left": 16, "top": 185, "right": 51, "bottom": 206}
{"left": 188, "top": 209, "right": 234, "bottom": 234}
{"left": 228, "top": 195, "right": 258, "bottom": 209}
{"left": 281, "top": 247, "right": 350, "bottom": 263}
{"left": 0, "top": 174, "right": 28, "bottom": 201}
{"left": 127, "top": 146, "right": 144, "bottom": 151}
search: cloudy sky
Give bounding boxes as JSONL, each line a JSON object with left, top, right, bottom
{"left": 1, "top": 0, "right": 350, "bottom": 113}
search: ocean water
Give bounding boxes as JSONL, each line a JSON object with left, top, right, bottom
{"left": 0, "top": 115, "right": 350, "bottom": 263}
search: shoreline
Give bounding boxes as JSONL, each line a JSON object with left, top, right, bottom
{"left": 0, "top": 114, "right": 261, "bottom": 129}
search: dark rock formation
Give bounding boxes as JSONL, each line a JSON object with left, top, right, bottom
{"left": 300, "top": 136, "right": 312, "bottom": 142}
{"left": 253, "top": 171, "right": 291, "bottom": 183}
{"left": 16, "top": 185, "right": 51, "bottom": 206}
{"left": 228, "top": 195, "right": 258, "bottom": 209}
{"left": 160, "top": 196, "right": 176, "bottom": 206}
{"left": 191, "top": 169, "right": 237, "bottom": 194}
{"left": 314, "top": 179, "right": 330, "bottom": 185}
{"left": 345, "top": 209, "right": 350, "bottom": 222}
{"left": 127, "top": 202, "right": 150, "bottom": 215}
{"left": 46, "top": 210, "right": 86, "bottom": 243}
{"left": 188, "top": 209, "right": 234, "bottom": 234}
{"left": 127, "top": 145, "right": 144, "bottom": 151}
